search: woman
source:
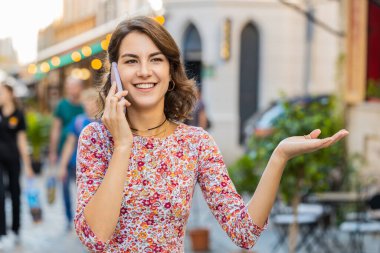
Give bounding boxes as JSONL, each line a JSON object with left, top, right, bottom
{"left": 74, "top": 16, "right": 348, "bottom": 252}
{"left": 0, "top": 83, "right": 34, "bottom": 246}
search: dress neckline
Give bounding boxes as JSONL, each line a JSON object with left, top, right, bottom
{"left": 133, "top": 122, "right": 184, "bottom": 143}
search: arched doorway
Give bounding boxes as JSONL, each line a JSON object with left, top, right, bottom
{"left": 239, "top": 23, "right": 260, "bottom": 143}
{"left": 183, "top": 23, "right": 202, "bottom": 88}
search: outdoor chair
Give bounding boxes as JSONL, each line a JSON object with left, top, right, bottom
{"left": 271, "top": 203, "right": 330, "bottom": 253}
{"left": 339, "top": 193, "right": 380, "bottom": 253}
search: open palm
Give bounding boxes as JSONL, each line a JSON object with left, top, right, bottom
{"left": 275, "top": 129, "right": 349, "bottom": 161}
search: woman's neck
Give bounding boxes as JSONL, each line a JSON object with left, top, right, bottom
{"left": 1, "top": 103, "right": 15, "bottom": 116}
{"left": 127, "top": 108, "right": 167, "bottom": 131}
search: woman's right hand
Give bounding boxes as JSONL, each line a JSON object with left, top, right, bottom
{"left": 102, "top": 82, "right": 133, "bottom": 148}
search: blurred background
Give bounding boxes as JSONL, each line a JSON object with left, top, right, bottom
{"left": 0, "top": 0, "right": 379, "bottom": 252}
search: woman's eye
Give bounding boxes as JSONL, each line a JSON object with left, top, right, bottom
{"left": 125, "top": 59, "right": 137, "bottom": 64}
{"left": 152, "top": 58, "right": 163, "bottom": 62}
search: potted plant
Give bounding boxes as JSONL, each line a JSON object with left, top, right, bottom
{"left": 230, "top": 95, "right": 348, "bottom": 252}
{"left": 188, "top": 227, "right": 209, "bottom": 251}
{"left": 25, "top": 110, "right": 52, "bottom": 174}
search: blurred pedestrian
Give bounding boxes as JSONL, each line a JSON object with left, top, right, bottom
{"left": 58, "top": 87, "right": 98, "bottom": 230}
{"left": 74, "top": 16, "right": 348, "bottom": 252}
{"left": 185, "top": 85, "right": 210, "bottom": 130}
{"left": 48, "top": 76, "right": 83, "bottom": 229}
{"left": 0, "top": 82, "right": 35, "bottom": 247}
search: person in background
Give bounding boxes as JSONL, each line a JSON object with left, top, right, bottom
{"left": 0, "top": 82, "right": 34, "bottom": 247}
{"left": 48, "top": 76, "right": 84, "bottom": 229}
{"left": 74, "top": 16, "right": 348, "bottom": 252}
{"left": 185, "top": 85, "right": 209, "bottom": 130}
{"left": 58, "top": 87, "right": 98, "bottom": 230}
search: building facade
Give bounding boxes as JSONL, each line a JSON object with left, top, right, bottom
{"left": 165, "top": 0, "right": 342, "bottom": 163}
{"left": 345, "top": 0, "right": 380, "bottom": 182}
{"left": 34, "top": 0, "right": 136, "bottom": 112}
{"left": 32, "top": 0, "right": 344, "bottom": 164}
{"left": 0, "top": 37, "right": 18, "bottom": 72}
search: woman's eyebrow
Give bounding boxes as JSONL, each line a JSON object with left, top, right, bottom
{"left": 120, "top": 52, "right": 163, "bottom": 58}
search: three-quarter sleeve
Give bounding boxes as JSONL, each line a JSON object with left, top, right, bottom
{"left": 74, "top": 123, "right": 111, "bottom": 252}
{"left": 197, "top": 131, "right": 266, "bottom": 249}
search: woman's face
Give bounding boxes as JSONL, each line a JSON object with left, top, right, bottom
{"left": 116, "top": 31, "right": 171, "bottom": 111}
{"left": 0, "top": 85, "right": 12, "bottom": 106}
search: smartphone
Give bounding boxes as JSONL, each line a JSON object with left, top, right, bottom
{"left": 111, "top": 62, "right": 124, "bottom": 92}
{"left": 111, "top": 62, "right": 127, "bottom": 113}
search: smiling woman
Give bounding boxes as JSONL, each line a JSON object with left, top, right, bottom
{"left": 0, "top": 0, "right": 62, "bottom": 64}
{"left": 74, "top": 16, "right": 348, "bottom": 253}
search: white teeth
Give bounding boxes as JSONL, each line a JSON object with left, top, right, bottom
{"left": 135, "top": 83, "right": 155, "bottom": 89}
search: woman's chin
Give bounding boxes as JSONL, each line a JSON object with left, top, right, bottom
{"left": 129, "top": 99, "right": 164, "bottom": 111}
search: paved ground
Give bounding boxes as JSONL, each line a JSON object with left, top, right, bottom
{"left": 0, "top": 173, "right": 379, "bottom": 253}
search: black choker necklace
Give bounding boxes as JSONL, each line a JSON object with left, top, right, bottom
{"left": 130, "top": 118, "right": 167, "bottom": 132}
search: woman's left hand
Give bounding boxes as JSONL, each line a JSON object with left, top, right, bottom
{"left": 274, "top": 129, "right": 349, "bottom": 162}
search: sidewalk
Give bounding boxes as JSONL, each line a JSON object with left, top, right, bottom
{"left": 1, "top": 172, "right": 86, "bottom": 253}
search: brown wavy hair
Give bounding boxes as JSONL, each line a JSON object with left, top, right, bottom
{"left": 97, "top": 16, "right": 197, "bottom": 122}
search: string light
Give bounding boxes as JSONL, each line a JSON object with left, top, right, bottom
{"left": 101, "top": 40, "right": 109, "bottom": 50}
{"left": 81, "top": 46, "right": 92, "bottom": 57}
{"left": 91, "top": 59, "right": 102, "bottom": 70}
{"left": 40, "top": 62, "right": 50, "bottom": 73}
{"left": 71, "top": 51, "right": 82, "bottom": 62}
{"left": 51, "top": 56, "right": 61, "bottom": 66}
{"left": 28, "top": 64, "right": 37, "bottom": 74}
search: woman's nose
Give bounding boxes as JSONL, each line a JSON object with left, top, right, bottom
{"left": 137, "top": 62, "right": 152, "bottom": 77}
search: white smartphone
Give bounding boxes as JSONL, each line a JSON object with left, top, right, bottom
{"left": 111, "top": 62, "right": 127, "bottom": 113}
{"left": 111, "top": 62, "right": 124, "bottom": 92}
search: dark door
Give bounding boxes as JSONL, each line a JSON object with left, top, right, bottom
{"left": 183, "top": 24, "right": 202, "bottom": 87}
{"left": 239, "top": 23, "right": 260, "bottom": 143}
{"left": 366, "top": 0, "right": 380, "bottom": 100}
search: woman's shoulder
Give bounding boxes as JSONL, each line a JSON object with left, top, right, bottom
{"left": 180, "top": 123, "right": 212, "bottom": 141}
{"left": 80, "top": 121, "right": 111, "bottom": 140}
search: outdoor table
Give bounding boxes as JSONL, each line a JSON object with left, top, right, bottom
{"left": 307, "top": 191, "right": 372, "bottom": 252}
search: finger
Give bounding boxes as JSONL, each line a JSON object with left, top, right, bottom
{"left": 309, "top": 129, "right": 321, "bottom": 139}
{"left": 116, "top": 98, "right": 129, "bottom": 117}
{"left": 114, "top": 90, "right": 129, "bottom": 100}
{"left": 124, "top": 98, "right": 132, "bottom": 107}
{"left": 329, "top": 129, "right": 349, "bottom": 145}
{"left": 106, "top": 82, "right": 117, "bottom": 100}
{"left": 103, "top": 94, "right": 112, "bottom": 123}
{"left": 318, "top": 129, "right": 349, "bottom": 149}
{"left": 304, "top": 137, "right": 331, "bottom": 151}
{"left": 109, "top": 95, "right": 118, "bottom": 121}
{"left": 103, "top": 83, "right": 117, "bottom": 122}
{"left": 318, "top": 137, "right": 334, "bottom": 149}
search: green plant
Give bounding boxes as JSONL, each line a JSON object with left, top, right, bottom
{"left": 26, "top": 111, "right": 52, "bottom": 161}
{"left": 230, "top": 95, "right": 347, "bottom": 202}
{"left": 367, "top": 79, "right": 380, "bottom": 99}
{"left": 229, "top": 154, "right": 260, "bottom": 194}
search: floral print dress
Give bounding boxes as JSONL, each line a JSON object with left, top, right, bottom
{"left": 74, "top": 122, "right": 265, "bottom": 252}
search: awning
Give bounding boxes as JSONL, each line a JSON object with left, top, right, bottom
{"left": 29, "top": 15, "right": 166, "bottom": 80}
{"left": 30, "top": 17, "right": 125, "bottom": 79}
